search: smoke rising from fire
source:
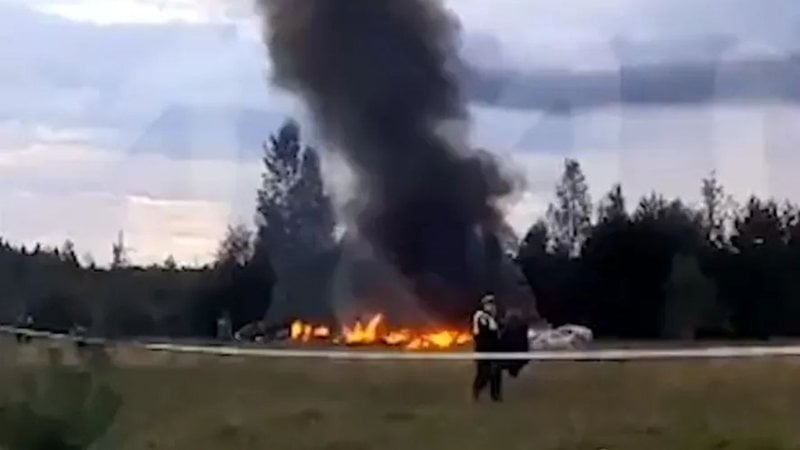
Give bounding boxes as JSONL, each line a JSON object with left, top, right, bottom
{"left": 257, "top": 0, "right": 517, "bottom": 319}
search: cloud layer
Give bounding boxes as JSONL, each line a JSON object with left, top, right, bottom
{"left": 1, "top": 0, "right": 798, "bottom": 264}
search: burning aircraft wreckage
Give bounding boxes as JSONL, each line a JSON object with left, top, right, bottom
{"left": 233, "top": 0, "right": 591, "bottom": 352}
{"left": 235, "top": 313, "right": 592, "bottom": 352}
{"left": 282, "top": 316, "right": 591, "bottom": 351}
{"left": 288, "top": 314, "right": 472, "bottom": 350}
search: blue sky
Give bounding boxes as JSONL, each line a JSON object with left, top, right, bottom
{"left": 0, "top": 0, "right": 798, "bottom": 264}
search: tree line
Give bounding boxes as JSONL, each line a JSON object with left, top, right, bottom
{"left": 0, "top": 120, "right": 333, "bottom": 338}
{"left": 1, "top": 119, "right": 798, "bottom": 340}
{"left": 519, "top": 160, "right": 800, "bottom": 339}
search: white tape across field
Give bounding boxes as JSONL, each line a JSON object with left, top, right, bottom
{"left": 141, "top": 343, "right": 800, "bottom": 361}
{"left": 5, "top": 326, "right": 800, "bottom": 361}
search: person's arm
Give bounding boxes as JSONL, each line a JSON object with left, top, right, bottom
{"left": 473, "top": 311, "right": 499, "bottom": 335}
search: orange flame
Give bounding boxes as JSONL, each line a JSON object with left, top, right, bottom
{"left": 313, "top": 326, "right": 331, "bottom": 338}
{"left": 384, "top": 330, "right": 411, "bottom": 346}
{"left": 291, "top": 314, "right": 472, "bottom": 350}
{"left": 290, "top": 320, "right": 303, "bottom": 340}
{"left": 291, "top": 321, "right": 332, "bottom": 342}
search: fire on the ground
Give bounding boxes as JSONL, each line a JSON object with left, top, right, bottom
{"left": 288, "top": 315, "right": 594, "bottom": 351}
{"left": 290, "top": 314, "right": 473, "bottom": 350}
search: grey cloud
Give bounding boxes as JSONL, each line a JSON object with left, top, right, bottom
{"left": 2, "top": 1, "right": 798, "bottom": 160}
{"left": 4, "top": 0, "right": 800, "bottom": 264}
{"left": 452, "top": 0, "right": 800, "bottom": 106}
{"left": 462, "top": 50, "right": 800, "bottom": 111}
{"left": 453, "top": 9, "right": 800, "bottom": 110}
{"left": 630, "top": 0, "right": 800, "bottom": 46}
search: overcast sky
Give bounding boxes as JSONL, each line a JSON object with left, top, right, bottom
{"left": 0, "top": 0, "right": 798, "bottom": 265}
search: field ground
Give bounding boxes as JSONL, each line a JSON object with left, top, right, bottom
{"left": 2, "top": 338, "right": 800, "bottom": 450}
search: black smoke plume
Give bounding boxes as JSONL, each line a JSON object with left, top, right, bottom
{"left": 257, "top": 0, "right": 519, "bottom": 321}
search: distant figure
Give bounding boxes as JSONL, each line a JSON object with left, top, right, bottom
{"left": 70, "top": 324, "right": 89, "bottom": 348}
{"left": 216, "top": 311, "right": 233, "bottom": 341}
{"left": 471, "top": 294, "right": 502, "bottom": 402}
{"left": 14, "top": 313, "right": 34, "bottom": 344}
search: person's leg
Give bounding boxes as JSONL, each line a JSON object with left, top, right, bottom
{"left": 472, "top": 361, "right": 490, "bottom": 400}
{"left": 490, "top": 362, "right": 503, "bottom": 402}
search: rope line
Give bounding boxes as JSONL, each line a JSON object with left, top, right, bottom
{"left": 5, "top": 326, "right": 800, "bottom": 361}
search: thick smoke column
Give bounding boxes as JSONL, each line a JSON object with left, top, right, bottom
{"left": 258, "top": 0, "right": 516, "bottom": 320}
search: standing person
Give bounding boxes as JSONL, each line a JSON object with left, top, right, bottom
{"left": 472, "top": 294, "right": 502, "bottom": 402}
{"left": 14, "top": 313, "right": 34, "bottom": 344}
{"left": 70, "top": 323, "right": 88, "bottom": 348}
{"left": 216, "top": 311, "right": 233, "bottom": 342}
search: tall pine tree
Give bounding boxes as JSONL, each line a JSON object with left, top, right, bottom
{"left": 547, "top": 159, "right": 593, "bottom": 256}
{"left": 701, "top": 171, "right": 733, "bottom": 247}
{"left": 598, "top": 183, "right": 627, "bottom": 224}
{"left": 255, "top": 120, "right": 336, "bottom": 321}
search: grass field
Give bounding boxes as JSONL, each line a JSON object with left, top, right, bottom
{"left": 2, "top": 339, "right": 800, "bottom": 450}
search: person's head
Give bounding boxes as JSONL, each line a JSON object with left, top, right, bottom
{"left": 480, "top": 294, "right": 497, "bottom": 314}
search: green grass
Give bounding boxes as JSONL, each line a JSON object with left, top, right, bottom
{"left": 2, "top": 339, "right": 800, "bottom": 450}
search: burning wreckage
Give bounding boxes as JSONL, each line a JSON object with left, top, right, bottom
{"left": 234, "top": 0, "right": 593, "bottom": 361}
{"left": 235, "top": 314, "right": 472, "bottom": 350}
{"left": 234, "top": 315, "right": 592, "bottom": 353}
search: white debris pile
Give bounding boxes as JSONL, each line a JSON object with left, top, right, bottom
{"left": 527, "top": 324, "right": 594, "bottom": 350}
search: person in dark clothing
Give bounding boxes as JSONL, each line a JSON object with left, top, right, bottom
{"left": 472, "top": 294, "right": 502, "bottom": 402}
{"left": 14, "top": 313, "right": 33, "bottom": 344}
{"left": 216, "top": 311, "right": 233, "bottom": 342}
{"left": 499, "top": 310, "right": 531, "bottom": 378}
{"left": 70, "top": 323, "right": 89, "bottom": 348}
